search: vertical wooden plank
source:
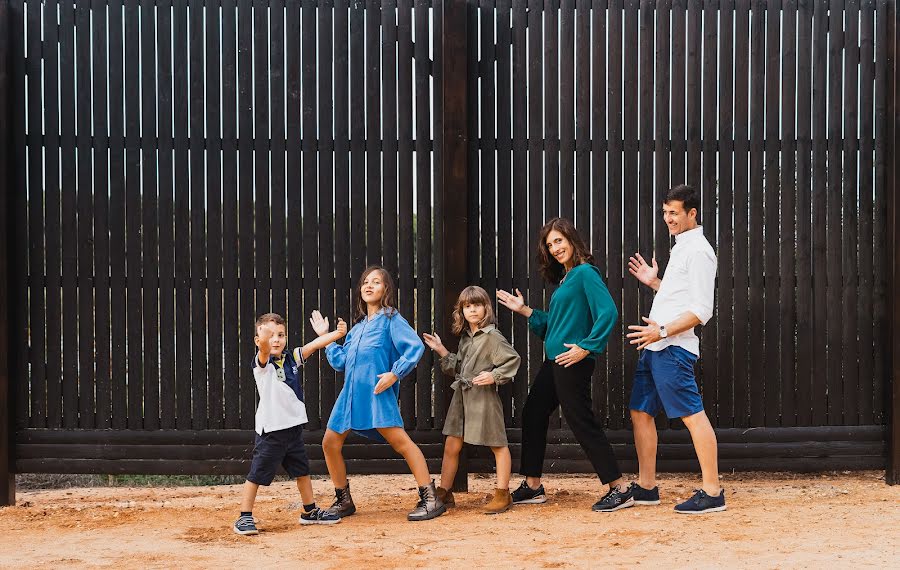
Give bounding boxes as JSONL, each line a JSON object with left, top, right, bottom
{"left": 497, "top": 0, "right": 514, "bottom": 424}
{"left": 512, "top": 0, "right": 529, "bottom": 426}
{"left": 350, "top": 0, "right": 365, "bottom": 277}
{"left": 686, "top": 0, "right": 701, "bottom": 188}
{"left": 302, "top": 0, "right": 321, "bottom": 429}
{"left": 435, "top": 0, "right": 448, "bottom": 429}
{"left": 700, "top": 0, "right": 718, "bottom": 424}
{"left": 108, "top": 0, "right": 127, "bottom": 430}
{"left": 811, "top": 0, "right": 828, "bottom": 426}
{"left": 873, "top": 0, "right": 887, "bottom": 428}
{"left": 158, "top": 0, "right": 177, "bottom": 429}
{"left": 60, "top": 0, "right": 78, "bottom": 429}
{"left": 733, "top": 0, "right": 750, "bottom": 427}
{"left": 140, "top": 0, "right": 159, "bottom": 430}
{"left": 545, "top": 0, "right": 559, "bottom": 217}
{"left": 0, "top": 0, "right": 16, "bottom": 504}
{"left": 764, "top": 0, "right": 782, "bottom": 426}
{"left": 237, "top": 0, "right": 255, "bottom": 428}
{"left": 207, "top": 0, "right": 225, "bottom": 429}
{"left": 26, "top": 0, "right": 45, "bottom": 428}
{"left": 607, "top": 0, "right": 624, "bottom": 429}
{"left": 75, "top": 0, "right": 95, "bottom": 429}
{"left": 718, "top": 0, "right": 735, "bottom": 427}
{"left": 222, "top": 0, "right": 241, "bottom": 429}
{"left": 637, "top": 0, "right": 654, "bottom": 347}
{"left": 415, "top": 0, "right": 434, "bottom": 429}
{"left": 857, "top": 0, "right": 875, "bottom": 425}
{"left": 795, "top": 0, "right": 813, "bottom": 426}
{"left": 466, "top": 0, "right": 478, "bottom": 283}
{"left": 528, "top": 0, "right": 545, "bottom": 410}
{"left": 826, "top": 0, "right": 844, "bottom": 425}
{"left": 781, "top": 0, "right": 798, "bottom": 427}
{"left": 286, "top": 0, "right": 302, "bottom": 406}
{"left": 174, "top": 0, "right": 193, "bottom": 429}
{"left": 842, "top": 0, "right": 861, "bottom": 426}
{"left": 92, "top": 0, "right": 112, "bottom": 429}
{"left": 366, "top": 0, "right": 382, "bottom": 267}
{"left": 397, "top": 0, "right": 415, "bottom": 426}
{"left": 748, "top": 0, "right": 765, "bottom": 426}
{"left": 482, "top": 0, "right": 497, "bottom": 305}
{"left": 253, "top": 0, "right": 271, "bottom": 357}
{"left": 383, "top": 0, "right": 399, "bottom": 279}
{"left": 668, "top": 0, "right": 686, "bottom": 272}
{"left": 886, "top": 0, "right": 899, "bottom": 482}
{"left": 559, "top": 0, "right": 575, "bottom": 220}
{"left": 320, "top": 0, "right": 338, "bottom": 422}
{"left": 270, "top": 0, "right": 287, "bottom": 319}
{"left": 575, "top": 0, "right": 590, "bottom": 235}
{"left": 189, "top": 0, "right": 207, "bottom": 430}
{"left": 333, "top": 0, "right": 350, "bottom": 396}
{"left": 620, "top": 0, "right": 638, "bottom": 430}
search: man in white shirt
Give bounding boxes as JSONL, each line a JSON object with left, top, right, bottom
{"left": 625, "top": 184, "right": 725, "bottom": 514}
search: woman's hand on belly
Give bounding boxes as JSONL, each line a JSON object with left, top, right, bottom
{"left": 373, "top": 371, "right": 399, "bottom": 394}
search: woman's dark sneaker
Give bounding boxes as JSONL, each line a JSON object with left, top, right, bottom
{"left": 630, "top": 482, "right": 660, "bottom": 505}
{"left": 674, "top": 489, "right": 726, "bottom": 514}
{"left": 299, "top": 506, "right": 341, "bottom": 525}
{"left": 592, "top": 485, "right": 635, "bottom": 512}
{"left": 407, "top": 480, "right": 447, "bottom": 521}
{"left": 233, "top": 514, "right": 259, "bottom": 535}
{"left": 510, "top": 480, "right": 547, "bottom": 504}
{"left": 327, "top": 482, "right": 357, "bottom": 518}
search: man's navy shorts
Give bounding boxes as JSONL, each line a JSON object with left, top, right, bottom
{"left": 628, "top": 346, "right": 705, "bottom": 419}
{"left": 246, "top": 424, "right": 310, "bottom": 485}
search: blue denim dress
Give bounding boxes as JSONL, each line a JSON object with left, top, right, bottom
{"left": 325, "top": 308, "right": 424, "bottom": 441}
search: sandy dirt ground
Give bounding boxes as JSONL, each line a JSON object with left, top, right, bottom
{"left": 1, "top": 471, "right": 897, "bottom": 569}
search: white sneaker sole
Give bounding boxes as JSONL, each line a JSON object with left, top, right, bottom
{"left": 675, "top": 505, "right": 727, "bottom": 514}
{"left": 512, "top": 495, "right": 548, "bottom": 505}
{"left": 634, "top": 499, "right": 661, "bottom": 505}
{"left": 299, "top": 518, "right": 341, "bottom": 525}
{"left": 593, "top": 497, "right": 635, "bottom": 512}
{"left": 233, "top": 527, "right": 259, "bottom": 535}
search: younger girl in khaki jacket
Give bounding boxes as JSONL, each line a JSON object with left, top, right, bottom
{"left": 423, "top": 286, "right": 521, "bottom": 514}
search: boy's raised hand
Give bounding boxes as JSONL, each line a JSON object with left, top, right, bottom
{"left": 309, "top": 310, "right": 331, "bottom": 336}
{"left": 336, "top": 318, "right": 348, "bottom": 338}
{"left": 257, "top": 321, "right": 277, "bottom": 342}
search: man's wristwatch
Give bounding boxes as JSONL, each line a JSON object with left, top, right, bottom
{"left": 659, "top": 325, "right": 668, "bottom": 339}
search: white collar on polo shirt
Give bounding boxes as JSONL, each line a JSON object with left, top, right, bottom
{"left": 674, "top": 225, "right": 705, "bottom": 244}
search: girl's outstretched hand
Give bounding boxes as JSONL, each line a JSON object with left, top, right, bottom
{"left": 422, "top": 332, "right": 449, "bottom": 357}
{"left": 374, "top": 371, "right": 399, "bottom": 395}
{"left": 310, "top": 310, "right": 331, "bottom": 336}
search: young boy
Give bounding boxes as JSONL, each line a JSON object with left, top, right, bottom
{"left": 233, "top": 310, "right": 347, "bottom": 535}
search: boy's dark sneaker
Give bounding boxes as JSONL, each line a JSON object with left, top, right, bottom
{"left": 233, "top": 515, "right": 259, "bottom": 535}
{"left": 327, "top": 482, "right": 357, "bottom": 518}
{"left": 630, "top": 482, "right": 660, "bottom": 505}
{"left": 592, "top": 485, "right": 635, "bottom": 512}
{"left": 674, "top": 489, "right": 726, "bottom": 514}
{"left": 510, "top": 480, "right": 547, "bottom": 505}
{"left": 299, "top": 506, "right": 341, "bottom": 525}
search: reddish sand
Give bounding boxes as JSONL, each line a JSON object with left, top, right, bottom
{"left": 1, "top": 471, "right": 897, "bottom": 568}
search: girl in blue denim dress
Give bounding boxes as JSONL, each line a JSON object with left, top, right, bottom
{"left": 319, "top": 265, "right": 446, "bottom": 522}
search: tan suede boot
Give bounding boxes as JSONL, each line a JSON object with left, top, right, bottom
{"left": 435, "top": 486, "right": 456, "bottom": 508}
{"left": 484, "top": 488, "right": 512, "bottom": 514}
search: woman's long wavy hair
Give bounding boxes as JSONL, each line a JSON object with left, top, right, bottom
{"left": 451, "top": 286, "right": 496, "bottom": 336}
{"left": 353, "top": 265, "right": 398, "bottom": 321}
{"left": 536, "top": 217, "right": 594, "bottom": 284}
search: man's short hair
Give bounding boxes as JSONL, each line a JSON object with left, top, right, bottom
{"left": 664, "top": 184, "right": 700, "bottom": 217}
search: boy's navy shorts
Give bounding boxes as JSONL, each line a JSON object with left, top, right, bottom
{"left": 628, "top": 346, "right": 705, "bottom": 419}
{"left": 246, "top": 424, "right": 310, "bottom": 485}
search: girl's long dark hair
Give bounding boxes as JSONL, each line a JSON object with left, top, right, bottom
{"left": 353, "top": 265, "right": 398, "bottom": 321}
{"left": 536, "top": 217, "right": 594, "bottom": 284}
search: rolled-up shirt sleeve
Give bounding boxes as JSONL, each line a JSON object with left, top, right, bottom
{"left": 686, "top": 250, "right": 717, "bottom": 325}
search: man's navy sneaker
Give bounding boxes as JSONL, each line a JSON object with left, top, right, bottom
{"left": 592, "top": 485, "right": 635, "bottom": 512}
{"left": 674, "top": 489, "right": 726, "bottom": 514}
{"left": 233, "top": 514, "right": 259, "bottom": 535}
{"left": 510, "top": 480, "right": 547, "bottom": 504}
{"left": 630, "top": 482, "right": 660, "bottom": 505}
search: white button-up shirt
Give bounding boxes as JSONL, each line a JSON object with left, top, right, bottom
{"left": 253, "top": 348, "right": 309, "bottom": 435}
{"left": 646, "top": 226, "right": 717, "bottom": 357}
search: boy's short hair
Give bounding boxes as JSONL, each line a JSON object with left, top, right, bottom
{"left": 664, "top": 184, "right": 700, "bottom": 218}
{"left": 255, "top": 312, "right": 286, "bottom": 332}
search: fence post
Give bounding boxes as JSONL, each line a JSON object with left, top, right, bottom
{"left": 889, "top": 0, "right": 900, "bottom": 486}
{"left": 442, "top": 0, "right": 468, "bottom": 492}
{"left": 0, "top": 0, "right": 16, "bottom": 505}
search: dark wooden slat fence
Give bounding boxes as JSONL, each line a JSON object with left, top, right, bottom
{"left": 1, "top": 0, "right": 899, "bottom": 505}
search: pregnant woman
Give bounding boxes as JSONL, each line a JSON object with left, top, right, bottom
{"left": 497, "top": 217, "right": 633, "bottom": 512}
